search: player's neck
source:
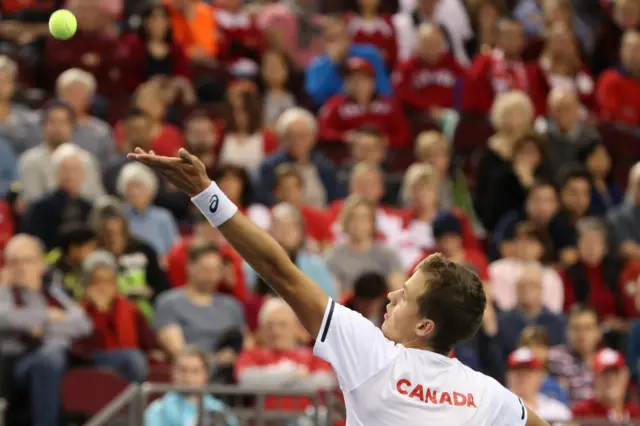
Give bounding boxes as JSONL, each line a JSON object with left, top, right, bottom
{"left": 401, "top": 337, "right": 438, "bottom": 353}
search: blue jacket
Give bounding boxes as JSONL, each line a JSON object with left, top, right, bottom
{"left": 256, "top": 150, "right": 341, "bottom": 206}
{"left": 145, "top": 392, "right": 239, "bottom": 426}
{"left": 305, "top": 44, "right": 392, "bottom": 106}
{"left": 627, "top": 320, "right": 640, "bottom": 380}
{"left": 497, "top": 307, "right": 566, "bottom": 360}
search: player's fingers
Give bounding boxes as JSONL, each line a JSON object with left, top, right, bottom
{"left": 178, "top": 148, "right": 197, "bottom": 165}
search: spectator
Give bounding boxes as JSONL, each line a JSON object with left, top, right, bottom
{"left": 272, "top": 164, "right": 332, "bottom": 253}
{"left": 214, "top": 164, "right": 270, "bottom": 230}
{"left": 341, "top": 272, "right": 388, "bottom": 327}
{"left": 414, "top": 131, "right": 476, "bottom": 221}
{"left": 114, "top": 80, "right": 184, "bottom": 157}
{"left": 592, "top": 0, "right": 640, "bottom": 75}
{"left": 548, "top": 305, "right": 601, "bottom": 404}
{"left": 608, "top": 162, "right": 640, "bottom": 261}
{"left": 165, "top": 0, "right": 219, "bottom": 62}
{"left": 318, "top": 57, "right": 410, "bottom": 148}
{"left": 44, "top": 0, "right": 119, "bottom": 95}
{"left": 463, "top": 0, "right": 502, "bottom": 59}
{"left": 74, "top": 250, "right": 159, "bottom": 383}
{"left": 563, "top": 218, "right": 628, "bottom": 333}
{"left": 541, "top": 89, "right": 601, "bottom": 175}
{"left": 145, "top": 347, "right": 239, "bottom": 426}
{"left": 577, "top": 141, "right": 623, "bottom": 217}
{"left": 305, "top": 17, "right": 391, "bottom": 106}
{"left": 572, "top": 348, "right": 640, "bottom": 420}
{"left": 392, "top": 24, "right": 465, "bottom": 113}
{"left": 104, "top": 108, "right": 154, "bottom": 196}
{"left": 219, "top": 89, "right": 277, "bottom": 172}
{"left": 485, "top": 131, "right": 551, "bottom": 231}
{"left": 166, "top": 212, "right": 246, "bottom": 300}
{"left": 0, "top": 234, "right": 91, "bottom": 426}
{"left": 526, "top": 23, "right": 595, "bottom": 116}
{"left": 215, "top": 0, "right": 264, "bottom": 77}
{"left": 342, "top": 125, "right": 388, "bottom": 174}
{"left": 47, "top": 223, "right": 97, "bottom": 300}
{"left": 18, "top": 101, "right": 105, "bottom": 203}
{"left": 398, "top": 163, "right": 479, "bottom": 269}
{"left": 117, "top": 162, "right": 179, "bottom": 257}
{"left": 154, "top": 243, "right": 246, "bottom": 373}
{"left": 490, "top": 221, "right": 564, "bottom": 313}
{"left": 0, "top": 55, "right": 39, "bottom": 155}
{"left": 258, "top": 108, "right": 339, "bottom": 206}
{"left": 496, "top": 265, "right": 566, "bottom": 358}
{"left": 260, "top": 50, "right": 298, "bottom": 129}
{"left": 346, "top": 0, "right": 398, "bottom": 68}
{"left": 475, "top": 91, "right": 534, "bottom": 231}
{"left": 326, "top": 196, "right": 404, "bottom": 292}
{"left": 596, "top": 30, "right": 640, "bottom": 126}
{"left": 184, "top": 110, "right": 219, "bottom": 173}
{"left": 245, "top": 203, "right": 338, "bottom": 298}
{"left": 462, "top": 19, "right": 527, "bottom": 114}
{"left": 117, "top": 3, "right": 193, "bottom": 95}
{"left": 506, "top": 347, "right": 572, "bottom": 424}
{"left": 558, "top": 166, "right": 592, "bottom": 227}
{"left": 518, "top": 326, "right": 570, "bottom": 405}
{"left": 91, "top": 199, "right": 171, "bottom": 319}
{"left": 235, "top": 298, "right": 336, "bottom": 409}
{"left": 0, "top": 136, "right": 18, "bottom": 199}
{"left": 55, "top": 68, "right": 115, "bottom": 161}
{"left": 24, "top": 144, "right": 93, "bottom": 250}
{"left": 0, "top": 198, "right": 16, "bottom": 267}
{"left": 627, "top": 280, "right": 640, "bottom": 379}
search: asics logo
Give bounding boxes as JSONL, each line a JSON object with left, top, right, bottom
{"left": 209, "top": 195, "right": 219, "bottom": 213}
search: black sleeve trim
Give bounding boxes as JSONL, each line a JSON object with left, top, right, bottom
{"left": 519, "top": 397, "right": 525, "bottom": 420}
{"left": 320, "top": 300, "right": 335, "bottom": 342}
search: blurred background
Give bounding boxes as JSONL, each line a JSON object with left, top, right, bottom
{"left": 2, "top": 0, "right": 640, "bottom": 424}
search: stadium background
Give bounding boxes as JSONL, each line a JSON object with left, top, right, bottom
{"left": 2, "top": 0, "right": 640, "bottom": 424}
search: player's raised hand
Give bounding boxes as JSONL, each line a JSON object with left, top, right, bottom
{"left": 127, "top": 148, "right": 211, "bottom": 197}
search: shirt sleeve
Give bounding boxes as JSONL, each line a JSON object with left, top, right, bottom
{"left": 313, "top": 299, "right": 401, "bottom": 392}
{"left": 493, "top": 383, "right": 528, "bottom": 426}
{"left": 153, "top": 295, "right": 178, "bottom": 330}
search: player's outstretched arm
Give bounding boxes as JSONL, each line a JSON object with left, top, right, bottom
{"left": 128, "top": 148, "right": 329, "bottom": 337}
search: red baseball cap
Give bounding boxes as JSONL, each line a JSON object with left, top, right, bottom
{"left": 346, "top": 57, "right": 375, "bottom": 76}
{"left": 593, "top": 348, "right": 626, "bottom": 374}
{"left": 507, "top": 348, "right": 543, "bottom": 369}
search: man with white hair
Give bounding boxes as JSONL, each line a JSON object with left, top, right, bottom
{"left": 257, "top": 107, "right": 339, "bottom": 207}
{"left": 23, "top": 143, "right": 94, "bottom": 249}
{"left": 235, "top": 297, "right": 336, "bottom": 407}
{"left": 608, "top": 162, "right": 640, "bottom": 261}
{"left": 56, "top": 68, "right": 115, "bottom": 160}
{"left": 18, "top": 100, "right": 105, "bottom": 202}
{"left": 0, "top": 234, "right": 91, "bottom": 426}
{"left": 117, "top": 162, "right": 179, "bottom": 256}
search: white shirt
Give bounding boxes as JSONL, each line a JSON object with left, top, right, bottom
{"left": 219, "top": 133, "right": 266, "bottom": 172}
{"left": 532, "top": 393, "right": 572, "bottom": 425}
{"left": 314, "top": 300, "right": 529, "bottom": 425}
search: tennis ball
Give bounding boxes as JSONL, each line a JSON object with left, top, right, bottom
{"left": 49, "top": 9, "right": 77, "bottom": 40}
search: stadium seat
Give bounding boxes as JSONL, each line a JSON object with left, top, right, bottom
{"left": 61, "top": 367, "right": 129, "bottom": 419}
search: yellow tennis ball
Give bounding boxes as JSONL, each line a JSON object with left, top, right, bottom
{"left": 49, "top": 9, "right": 77, "bottom": 40}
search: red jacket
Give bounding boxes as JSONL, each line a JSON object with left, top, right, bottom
{"left": 0, "top": 200, "right": 15, "bottom": 267}
{"left": 462, "top": 50, "right": 528, "bottom": 114}
{"left": 596, "top": 68, "right": 640, "bottom": 125}
{"left": 346, "top": 14, "right": 397, "bottom": 68}
{"left": 572, "top": 398, "right": 640, "bottom": 419}
{"left": 317, "top": 95, "right": 411, "bottom": 147}
{"left": 393, "top": 54, "right": 465, "bottom": 111}
{"left": 526, "top": 60, "right": 595, "bottom": 116}
{"left": 215, "top": 8, "right": 264, "bottom": 68}
{"left": 166, "top": 237, "right": 247, "bottom": 301}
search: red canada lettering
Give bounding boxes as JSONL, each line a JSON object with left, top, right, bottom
{"left": 408, "top": 384, "right": 424, "bottom": 401}
{"left": 439, "top": 392, "right": 452, "bottom": 405}
{"left": 396, "top": 379, "right": 411, "bottom": 395}
{"left": 425, "top": 388, "right": 438, "bottom": 404}
{"left": 467, "top": 393, "right": 477, "bottom": 408}
{"left": 453, "top": 392, "right": 467, "bottom": 406}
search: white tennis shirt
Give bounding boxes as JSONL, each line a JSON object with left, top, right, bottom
{"left": 313, "top": 300, "right": 529, "bottom": 426}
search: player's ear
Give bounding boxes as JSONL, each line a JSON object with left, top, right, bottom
{"left": 415, "top": 318, "right": 435, "bottom": 338}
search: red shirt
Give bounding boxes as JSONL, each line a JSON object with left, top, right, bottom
{"left": 526, "top": 60, "right": 595, "bottom": 116}
{"left": 317, "top": 95, "right": 411, "bottom": 147}
{"left": 562, "top": 265, "right": 618, "bottom": 319}
{"left": 114, "top": 122, "right": 184, "bottom": 157}
{"left": 392, "top": 54, "right": 465, "bottom": 111}
{"left": 617, "top": 260, "right": 640, "bottom": 317}
{"left": 572, "top": 398, "right": 640, "bottom": 420}
{"left": 215, "top": 8, "right": 264, "bottom": 67}
{"left": 596, "top": 68, "right": 640, "bottom": 125}
{"left": 346, "top": 14, "right": 397, "bottom": 68}
{"left": 299, "top": 205, "right": 332, "bottom": 252}
{"left": 235, "top": 347, "right": 334, "bottom": 410}
{"left": 0, "top": 200, "right": 15, "bottom": 267}
{"left": 165, "top": 237, "right": 247, "bottom": 301}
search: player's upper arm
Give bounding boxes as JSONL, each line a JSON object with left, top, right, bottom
{"left": 313, "top": 301, "right": 401, "bottom": 392}
{"left": 492, "top": 382, "right": 529, "bottom": 426}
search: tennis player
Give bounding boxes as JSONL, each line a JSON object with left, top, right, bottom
{"left": 128, "top": 148, "right": 549, "bottom": 426}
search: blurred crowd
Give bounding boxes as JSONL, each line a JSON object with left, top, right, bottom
{"left": 2, "top": 0, "right": 640, "bottom": 424}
